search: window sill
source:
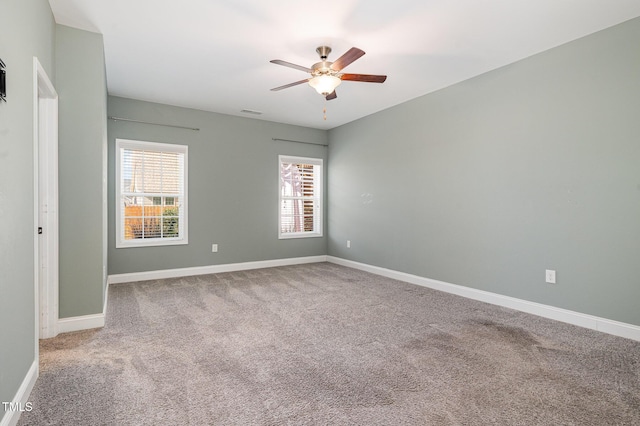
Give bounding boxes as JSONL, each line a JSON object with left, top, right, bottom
{"left": 116, "top": 238, "right": 188, "bottom": 249}
{"left": 278, "top": 232, "right": 323, "bottom": 240}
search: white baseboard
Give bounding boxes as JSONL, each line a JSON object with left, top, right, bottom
{"left": 57, "top": 313, "right": 105, "bottom": 334}
{"left": 108, "top": 255, "right": 329, "bottom": 284}
{"left": 0, "top": 360, "right": 38, "bottom": 426}
{"left": 327, "top": 256, "right": 640, "bottom": 342}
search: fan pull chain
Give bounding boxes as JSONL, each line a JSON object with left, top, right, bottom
{"left": 323, "top": 101, "right": 327, "bottom": 121}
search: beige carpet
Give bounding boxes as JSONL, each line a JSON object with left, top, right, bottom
{"left": 18, "top": 263, "right": 640, "bottom": 425}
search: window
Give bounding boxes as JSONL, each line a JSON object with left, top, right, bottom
{"left": 116, "top": 139, "right": 188, "bottom": 247}
{"left": 279, "top": 155, "right": 323, "bottom": 239}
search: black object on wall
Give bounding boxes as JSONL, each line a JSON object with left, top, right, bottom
{"left": 0, "top": 58, "right": 6, "bottom": 102}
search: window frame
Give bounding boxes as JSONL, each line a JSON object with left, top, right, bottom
{"left": 115, "top": 138, "right": 188, "bottom": 248}
{"left": 278, "top": 155, "right": 323, "bottom": 239}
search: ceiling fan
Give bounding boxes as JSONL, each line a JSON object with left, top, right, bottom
{"left": 270, "top": 46, "right": 387, "bottom": 100}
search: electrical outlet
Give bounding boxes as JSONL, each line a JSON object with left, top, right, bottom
{"left": 212, "top": 244, "right": 218, "bottom": 253}
{"left": 347, "top": 240, "right": 351, "bottom": 248}
{"left": 545, "top": 269, "right": 556, "bottom": 284}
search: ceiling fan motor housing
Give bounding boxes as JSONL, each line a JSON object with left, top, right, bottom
{"left": 312, "top": 46, "right": 335, "bottom": 77}
{"left": 312, "top": 61, "right": 334, "bottom": 77}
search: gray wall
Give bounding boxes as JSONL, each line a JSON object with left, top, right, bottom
{"left": 328, "top": 17, "right": 640, "bottom": 326}
{"left": 108, "top": 96, "right": 328, "bottom": 275}
{"left": 56, "top": 25, "right": 108, "bottom": 318}
{"left": 0, "top": 0, "right": 55, "bottom": 419}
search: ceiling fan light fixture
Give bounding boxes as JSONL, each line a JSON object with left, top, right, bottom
{"left": 309, "top": 75, "right": 341, "bottom": 95}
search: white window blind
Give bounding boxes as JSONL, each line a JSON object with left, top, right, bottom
{"left": 116, "top": 139, "right": 188, "bottom": 248}
{"left": 279, "top": 155, "right": 323, "bottom": 239}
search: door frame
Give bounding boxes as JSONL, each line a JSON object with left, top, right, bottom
{"left": 33, "top": 57, "right": 59, "bottom": 343}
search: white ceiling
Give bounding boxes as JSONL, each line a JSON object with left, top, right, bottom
{"left": 48, "top": 0, "right": 640, "bottom": 130}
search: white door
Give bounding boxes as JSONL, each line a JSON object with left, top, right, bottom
{"left": 34, "top": 58, "right": 59, "bottom": 340}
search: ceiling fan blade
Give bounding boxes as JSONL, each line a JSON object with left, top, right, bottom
{"left": 271, "top": 79, "right": 310, "bottom": 91}
{"left": 270, "top": 59, "right": 312, "bottom": 73}
{"left": 330, "top": 47, "right": 365, "bottom": 71}
{"left": 325, "top": 90, "right": 337, "bottom": 101}
{"left": 340, "top": 73, "right": 387, "bottom": 83}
